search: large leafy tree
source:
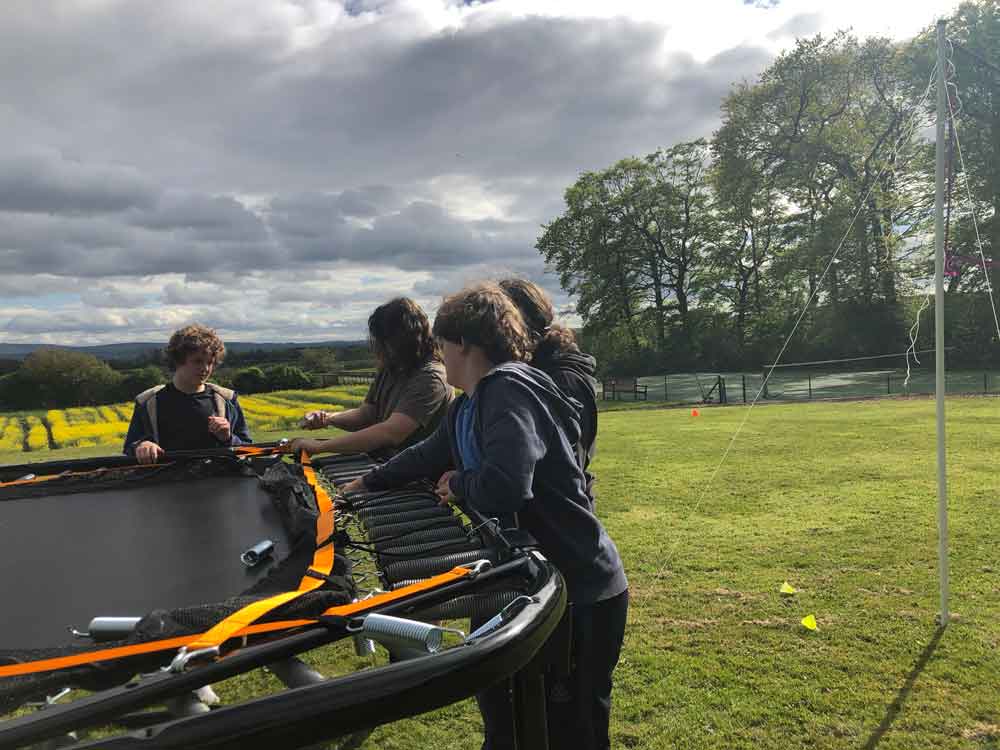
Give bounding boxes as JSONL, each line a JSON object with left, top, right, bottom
{"left": 538, "top": 141, "right": 715, "bottom": 361}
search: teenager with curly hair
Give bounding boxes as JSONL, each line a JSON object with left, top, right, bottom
{"left": 123, "top": 324, "right": 252, "bottom": 464}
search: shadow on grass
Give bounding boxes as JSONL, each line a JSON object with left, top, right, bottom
{"left": 862, "top": 626, "right": 946, "bottom": 750}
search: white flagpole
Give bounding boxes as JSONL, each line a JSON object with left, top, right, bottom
{"left": 934, "top": 18, "right": 950, "bottom": 625}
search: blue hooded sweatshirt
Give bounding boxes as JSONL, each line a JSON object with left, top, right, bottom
{"left": 362, "top": 361, "right": 627, "bottom": 605}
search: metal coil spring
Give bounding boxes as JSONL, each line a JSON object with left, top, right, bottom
{"left": 357, "top": 613, "right": 450, "bottom": 654}
{"left": 376, "top": 537, "right": 480, "bottom": 561}
{"left": 362, "top": 506, "right": 455, "bottom": 530}
{"left": 382, "top": 549, "right": 499, "bottom": 584}
{"left": 356, "top": 498, "right": 439, "bottom": 522}
{"left": 366, "top": 516, "right": 464, "bottom": 541}
{"left": 372, "top": 525, "right": 469, "bottom": 552}
{"left": 312, "top": 454, "right": 375, "bottom": 467}
{"left": 411, "top": 591, "right": 521, "bottom": 622}
{"left": 352, "top": 491, "right": 437, "bottom": 510}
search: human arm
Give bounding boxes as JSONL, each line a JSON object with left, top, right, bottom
{"left": 301, "top": 404, "right": 378, "bottom": 432}
{"left": 288, "top": 410, "right": 419, "bottom": 456}
{"left": 447, "top": 382, "right": 548, "bottom": 515}
{"left": 359, "top": 415, "right": 455, "bottom": 492}
{"left": 206, "top": 394, "right": 252, "bottom": 446}
{"left": 123, "top": 401, "right": 162, "bottom": 462}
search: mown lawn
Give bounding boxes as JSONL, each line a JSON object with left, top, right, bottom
{"left": 3, "top": 396, "right": 999, "bottom": 748}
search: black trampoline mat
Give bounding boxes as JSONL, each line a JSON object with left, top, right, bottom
{"left": 0, "top": 475, "right": 293, "bottom": 650}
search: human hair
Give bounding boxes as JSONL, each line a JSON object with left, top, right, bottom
{"left": 432, "top": 282, "right": 532, "bottom": 365}
{"left": 498, "top": 277, "right": 577, "bottom": 361}
{"left": 368, "top": 297, "right": 438, "bottom": 373}
{"left": 164, "top": 324, "right": 226, "bottom": 371}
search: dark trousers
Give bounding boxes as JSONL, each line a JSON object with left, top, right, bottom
{"left": 476, "top": 589, "right": 629, "bottom": 750}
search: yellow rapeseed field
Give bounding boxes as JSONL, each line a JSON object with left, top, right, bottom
{"left": 0, "top": 385, "right": 371, "bottom": 455}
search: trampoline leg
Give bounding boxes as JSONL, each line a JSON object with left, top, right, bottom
{"left": 36, "top": 731, "right": 78, "bottom": 749}
{"left": 163, "top": 691, "right": 212, "bottom": 717}
{"left": 194, "top": 684, "right": 220, "bottom": 705}
{"left": 267, "top": 657, "right": 325, "bottom": 687}
{"left": 512, "top": 658, "right": 549, "bottom": 750}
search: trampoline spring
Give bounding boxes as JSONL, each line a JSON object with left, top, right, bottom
{"left": 353, "top": 633, "right": 377, "bottom": 657}
{"left": 353, "top": 491, "right": 437, "bottom": 510}
{"left": 382, "top": 550, "right": 499, "bottom": 584}
{"left": 389, "top": 578, "right": 428, "bottom": 590}
{"left": 411, "top": 591, "right": 522, "bottom": 622}
{"left": 362, "top": 506, "right": 455, "bottom": 530}
{"left": 69, "top": 616, "right": 142, "bottom": 642}
{"left": 376, "top": 537, "right": 480, "bottom": 560}
{"left": 356, "top": 498, "right": 439, "bottom": 522}
{"left": 240, "top": 539, "right": 275, "bottom": 567}
{"left": 372, "top": 525, "right": 469, "bottom": 551}
{"left": 349, "top": 613, "right": 465, "bottom": 656}
{"left": 366, "top": 516, "right": 463, "bottom": 541}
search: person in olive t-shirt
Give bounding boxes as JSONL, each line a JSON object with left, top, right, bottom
{"left": 286, "top": 298, "right": 452, "bottom": 458}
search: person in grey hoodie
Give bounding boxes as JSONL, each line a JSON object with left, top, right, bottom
{"left": 342, "top": 282, "right": 627, "bottom": 750}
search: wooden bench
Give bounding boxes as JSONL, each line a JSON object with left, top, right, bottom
{"left": 602, "top": 377, "right": 648, "bottom": 401}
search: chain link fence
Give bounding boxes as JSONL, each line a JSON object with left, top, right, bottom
{"left": 601, "top": 368, "right": 1000, "bottom": 405}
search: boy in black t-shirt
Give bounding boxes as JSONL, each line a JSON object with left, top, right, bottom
{"left": 123, "top": 324, "right": 252, "bottom": 463}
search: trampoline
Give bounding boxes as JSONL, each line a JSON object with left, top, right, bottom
{"left": 0, "top": 447, "right": 567, "bottom": 750}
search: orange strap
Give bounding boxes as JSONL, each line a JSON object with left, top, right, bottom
{"left": 0, "top": 566, "right": 472, "bottom": 678}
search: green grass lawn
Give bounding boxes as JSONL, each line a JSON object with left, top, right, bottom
{"left": 3, "top": 397, "right": 999, "bottom": 748}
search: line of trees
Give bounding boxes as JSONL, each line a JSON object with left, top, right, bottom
{"left": 0, "top": 346, "right": 377, "bottom": 410}
{"left": 540, "top": 2, "right": 1000, "bottom": 374}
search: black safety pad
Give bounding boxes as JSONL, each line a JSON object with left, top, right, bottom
{"left": 0, "top": 474, "right": 294, "bottom": 650}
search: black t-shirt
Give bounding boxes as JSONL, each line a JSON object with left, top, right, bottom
{"left": 156, "top": 384, "right": 222, "bottom": 451}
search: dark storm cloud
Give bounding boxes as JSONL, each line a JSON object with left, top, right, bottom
{"left": 0, "top": 1, "right": 789, "bottom": 343}
{"left": 0, "top": 3, "right": 774, "bottom": 192}
{"left": 243, "top": 15, "right": 774, "bottom": 188}
{"left": 0, "top": 150, "right": 158, "bottom": 214}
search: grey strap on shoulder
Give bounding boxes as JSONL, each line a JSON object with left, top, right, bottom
{"left": 135, "top": 385, "right": 166, "bottom": 445}
{"left": 205, "top": 383, "right": 235, "bottom": 417}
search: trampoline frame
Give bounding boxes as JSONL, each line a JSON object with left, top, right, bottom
{"left": 0, "top": 448, "right": 568, "bottom": 750}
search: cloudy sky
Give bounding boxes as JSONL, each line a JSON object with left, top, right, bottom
{"left": 0, "top": 0, "right": 958, "bottom": 344}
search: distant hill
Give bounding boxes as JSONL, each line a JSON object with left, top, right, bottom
{"left": 0, "top": 340, "right": 366, "bottom": 361}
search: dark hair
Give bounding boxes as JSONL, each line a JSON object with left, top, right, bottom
{"left": 498, "top": 278, "right": 577, "bottom": 361}
{"left": 368, "top": 297, "right": 437, "bottom": 373}
{"left": 165, "top": 324, "right": 226, "bottom": 371}
{"left": 432, "top": 283, "right": 532, "bottom": 365}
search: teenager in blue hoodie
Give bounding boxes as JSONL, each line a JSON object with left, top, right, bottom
{"left": 342, "top": 283, "right": 628, "bottom": 750}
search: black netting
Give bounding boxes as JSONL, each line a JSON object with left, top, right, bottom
{"left": 259, "top": 461, "right": 319, "bottom": 542}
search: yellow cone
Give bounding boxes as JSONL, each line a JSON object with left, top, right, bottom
{"left": 780, "top": 582, "right": 797, "bottom": 596}
{"left": 801, "top": 614, "right": 817, "bottom": 631}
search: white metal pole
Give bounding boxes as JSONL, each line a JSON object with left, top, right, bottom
{"left": 934, "top": 18, "right": 950, "bottom": 625}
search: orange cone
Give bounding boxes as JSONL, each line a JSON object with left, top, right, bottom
{"left": 691, "top": 408, "right": 700, "bottom": 417}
